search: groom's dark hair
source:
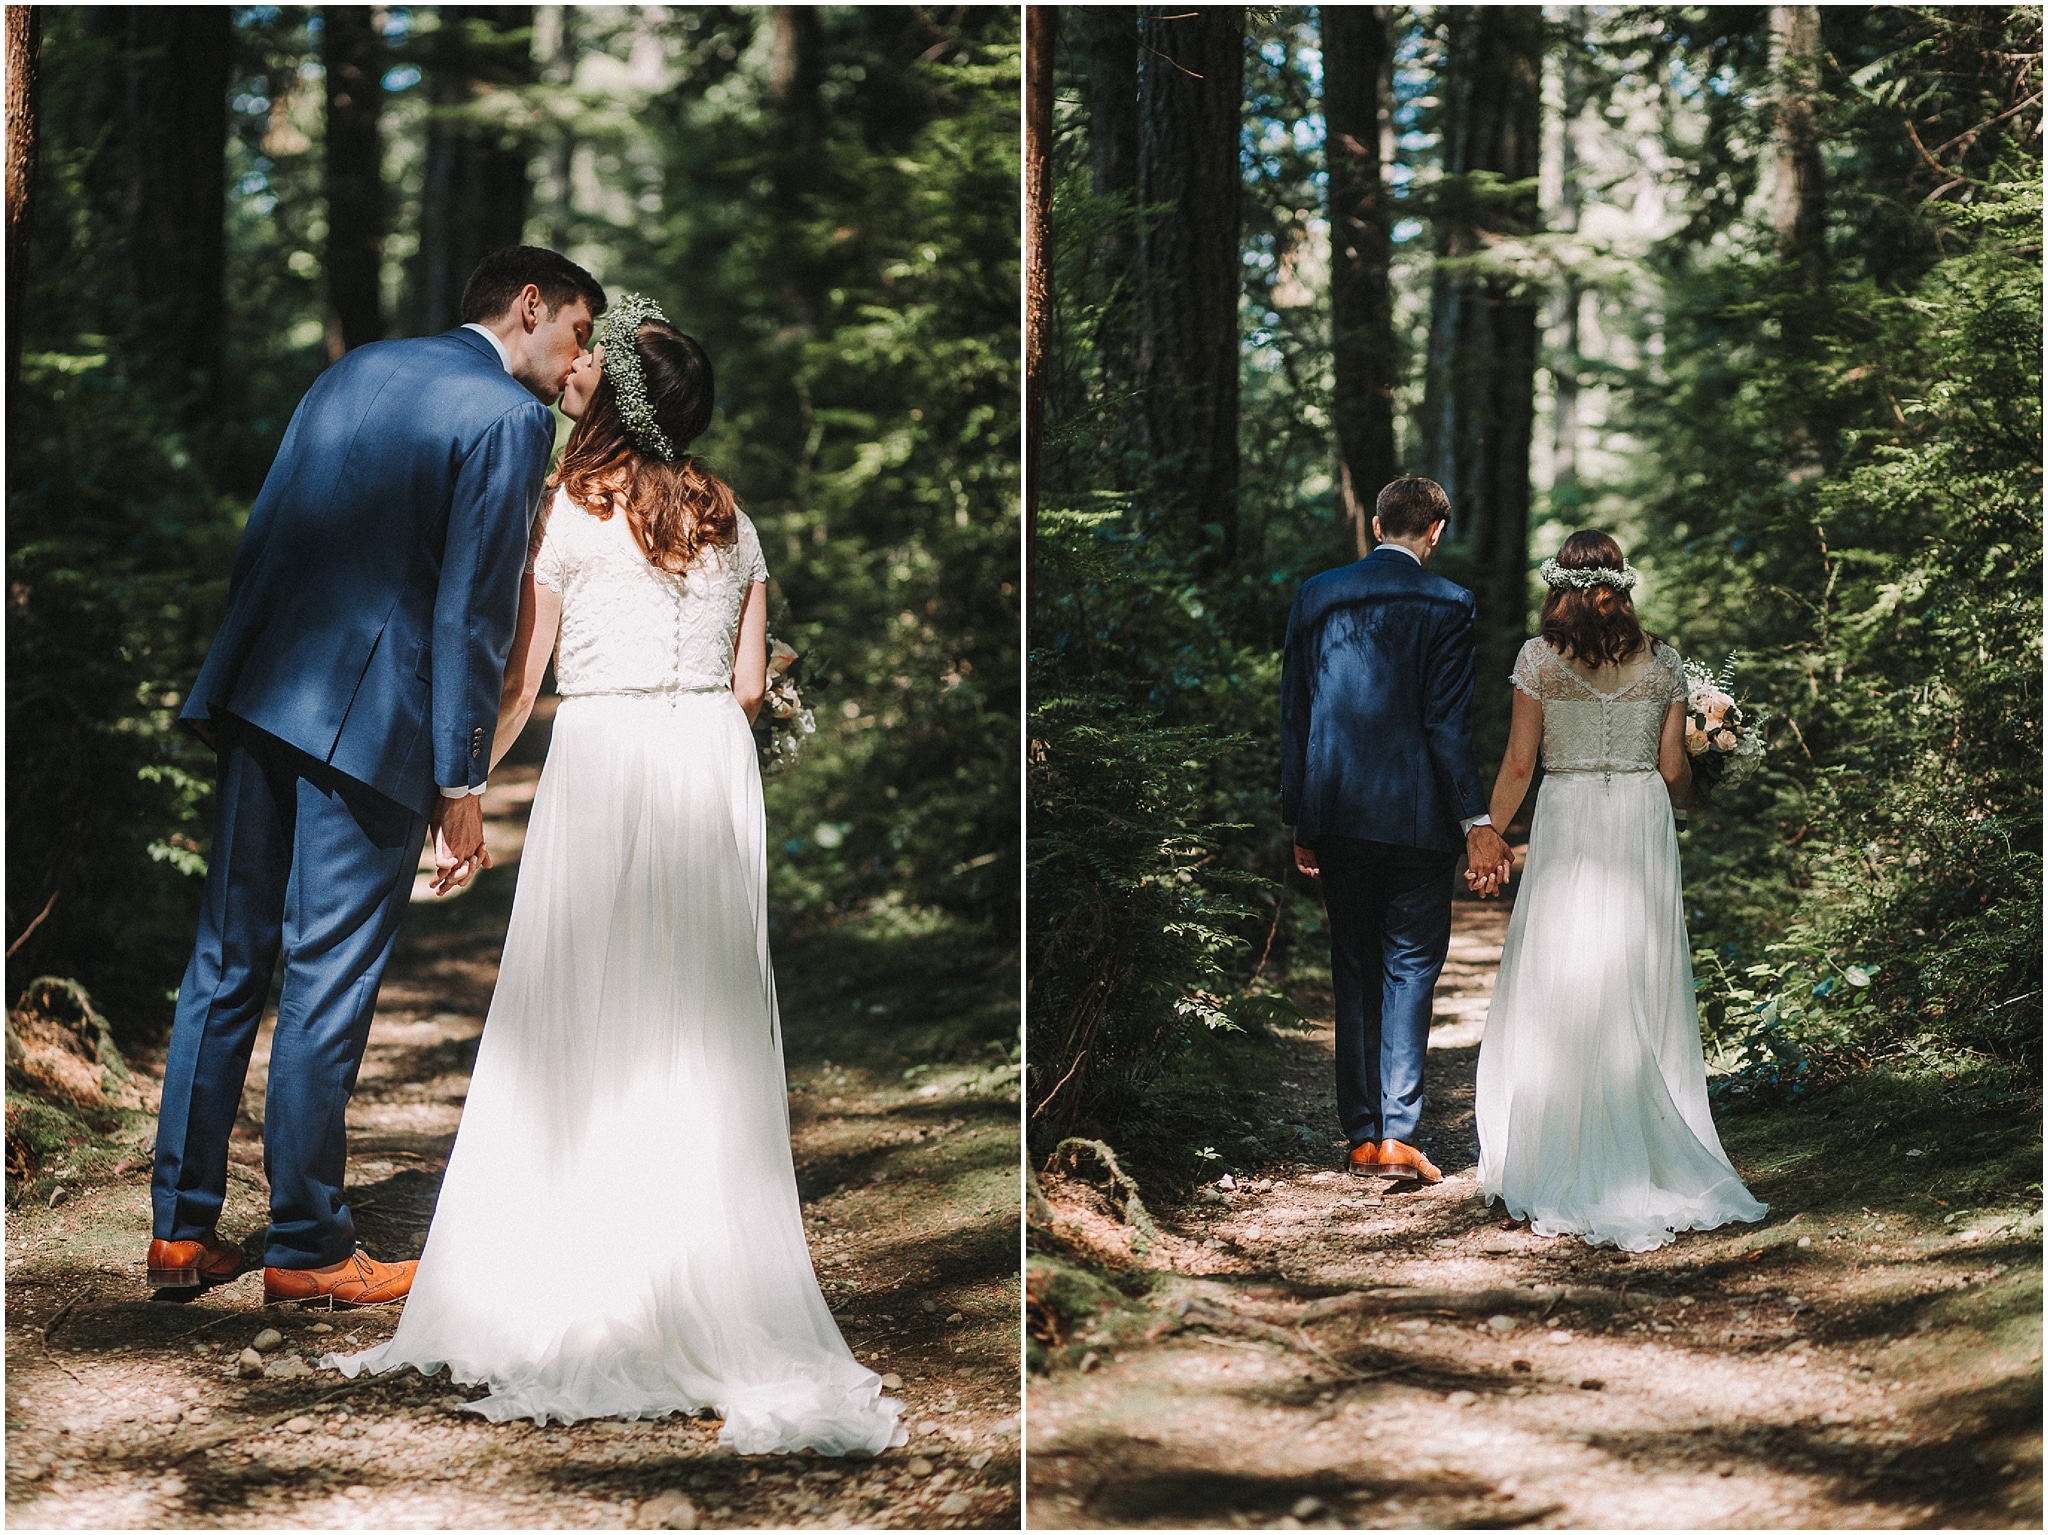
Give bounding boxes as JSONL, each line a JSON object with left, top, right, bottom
{"left": 459, "top": 247, "right": 607, "bottom": 324}
{"left": 1375, "top": 476, "right": 1451, "bottom": 538}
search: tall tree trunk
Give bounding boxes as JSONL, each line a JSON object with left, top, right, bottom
{"left": 409, "top": 6, "right": 534, "bottom": 335}
{"left": 770, "top": 6, "right": 824, "bottom": 159}
{"left": 1085, "top": 7, "right": 1138, "bottom": 269}
{"left": 1770, "top": 5, "right": 1826, "bottom": 287}
{"left": 1550, "top": 7, "right": 1588, "bottom": 514}
{"left": 5, "top": 4, "right": 40, "bottom": 399}
{"left": 323, "top": 4, "right": 386, "bottom": 358}
{"left": 1083, "top": 7, "right": 1138, "bottom": 481}
{"left": 1323, "top": 5, "right": 1398, "bottom": 560}
{"left": 74, "top": 9, "right": 233, "bottom": 418}
{"left": 1419, "top": 5, "right": 1542, "bottom": 761}
{"left": 1133, "top": 4, "right": 1243, "bottom": 566}
{"left": 1025, "top": 6, "right": 1056, "bottom": 546}
{"left": 535, "top": 4, "right": 575, "bottom": 249}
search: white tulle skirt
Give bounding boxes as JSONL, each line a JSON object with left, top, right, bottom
{"left": 1475, "top": 768, "right": 1768, "bottom": 1253}
{"left": 325, "top": 691, "right": 905, "bottom": 1456}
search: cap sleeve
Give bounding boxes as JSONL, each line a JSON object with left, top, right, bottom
{"left": 528, "top": 488, "right": 569, "bottom": 593}
{"left": 1660, "top": 644, "right": 1689, "bottom": 708}
{"left": 1510, "top": 638, "right": 1548, "bottom": 701}
{"left": 738, "top": 513, "right": 768, "bottom": 585}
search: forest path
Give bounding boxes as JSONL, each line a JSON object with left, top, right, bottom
{"left": 5, "top": 702, "right": 1021, "bottom": 1531}
{"left": 1029, "top": 895, "right": 2040, "bottom": 1530}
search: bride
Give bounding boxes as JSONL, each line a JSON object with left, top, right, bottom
{"left": 327, "top": 296, "right": 905, "bottom": 1456}
{"left": 1472, "top": 531, "right": 1767, "bottom": 1253}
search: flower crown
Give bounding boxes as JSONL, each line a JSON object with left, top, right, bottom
{"left": 595, "top": 292, "right": 676, "bottom": 462}
{"left": 1540, "top": 557, "right": 1639, "bottom": 592}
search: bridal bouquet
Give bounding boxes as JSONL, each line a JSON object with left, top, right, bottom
{"left": 758, "top": 633, "right": 816, "bottom": 778}
{"left": 1682, "top": 654, "right": 1766, "bottom": 794}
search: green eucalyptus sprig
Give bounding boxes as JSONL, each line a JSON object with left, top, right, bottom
{"left": 595, "top": 292, "right": 676, "bottom": 461}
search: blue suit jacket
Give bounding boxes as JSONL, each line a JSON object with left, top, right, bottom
{"left": 1280, "top": 547, "right": 1489, "bottom": 854}
{"left": 182, "top": 328, "right": 556, "bottom": 817}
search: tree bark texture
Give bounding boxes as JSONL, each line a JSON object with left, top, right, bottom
{"left": 1025, "top": 6, "right": 1057, "bottom": 542}
{"left": 1322, "top": 5, "right": 1399, "bottom": 559}
{"left": 770, "top": 6, "right": 824, "bottom": 154}
{"left": 1770, "top": 5, "right": 1827, "bottom": 287}
{"left": 1081, "top": 7, "right": 1139, "bottom": 469}
{"left": 1133, "top": 5, "right": 1244, "bottom": 565}
{"left": 323, "top": 5, "right": 386, "bottom": 357}
{"left": 535, "top": 4, "right": 575, "bottom": 249}
{"left": 1419, "top": 5, "right": 1543, "bottom": 758}
{"left": 73, "top": 9, "right": 232, "bottom": 415}
{"left": 1085, "top": 7, "right": 1138, "bottom": 266}
{"left": 5, "top": 3, "right": 40, "bottom": 398}
{"left": 1550, "top": 9, "right": 1590, "bottom": 512}
{"left": 408, "top": 5, "right": 534, "bottom": 336}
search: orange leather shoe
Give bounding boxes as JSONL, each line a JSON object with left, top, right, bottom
{"left": 1376, "top": 1139, "right": 1443, "bottom": 1184}
{"left": 264, "top": 1250, "right": 418, "bottom": 1308}
{"left": 1345, "top": 1141, "right": 1381, "bottom": 1176}
{"left": 147, "top": 1233, "right": 251, "bottom": 1291}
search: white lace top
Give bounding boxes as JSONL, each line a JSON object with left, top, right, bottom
{"left": 530, "top": 487, "right": 768, "bottom": 697}
{"left": 1511, "top": 638, "right": 1686, "bottom": 775}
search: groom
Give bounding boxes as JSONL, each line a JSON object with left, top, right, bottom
{"left": 1280, "top": 477, "right": 1514, "bottom": 1184}
{"left": 147, "top": 247, "right": 605, "bottom": 1304}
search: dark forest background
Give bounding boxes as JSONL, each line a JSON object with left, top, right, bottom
{"left": 1027, "top": 5, "right": 2040, "bottom": 1177}
{"left": 5, "top": 6, "right": 1018, "bottom": 1049}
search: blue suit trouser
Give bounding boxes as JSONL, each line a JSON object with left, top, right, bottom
{"left": 1317, "top": 837, "right": 1455, "bottom": 1149}
{"left": 151, "top": 717, "right": 427, "bottom": 1268}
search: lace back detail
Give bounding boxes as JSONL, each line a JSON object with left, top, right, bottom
{"left": 1513, "top": 638, "right": 1683, "bottom": 775}
{"left": 529, "top": 488, "right": 767, "bottom": 696}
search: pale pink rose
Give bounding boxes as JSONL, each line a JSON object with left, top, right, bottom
{"left": 1686, "top": 726, "right": 1709, "bottom": 755}
{"left": 767, "top": 639, "right": 798, "bottom": 676}
{"left": 1704, "top": 703, "right": 1728, "bottom": 728}
{"left": 1714, "top": 728, "right": 1738, "bottom": 751}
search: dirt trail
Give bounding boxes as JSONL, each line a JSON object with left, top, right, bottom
{"left": 6, "top": 702, "right": 1021, "bottom": 1530}
{"left": 1030, "top": 896, "right": 2040, "bottom": 1530}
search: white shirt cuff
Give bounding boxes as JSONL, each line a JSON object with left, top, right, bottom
{"left": 1460, "top": 813, "right": 1492, "bottom": 834}
{"left": 439, "top": 783, "right": 488, "bottom": 799}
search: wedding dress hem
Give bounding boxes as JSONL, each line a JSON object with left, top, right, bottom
{"left": 319, "top": 1345, "right": 907, "bottom": 1454}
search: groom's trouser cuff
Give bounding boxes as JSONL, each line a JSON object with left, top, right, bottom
{"left": 1319, "top": 838, "right": 1454, "bottom": 1147}
{"left": 152, "top": 721, "right": 425, "bottom": 1268}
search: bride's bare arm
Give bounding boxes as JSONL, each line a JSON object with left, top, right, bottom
{"left": 1486, "top": 688, "right": 1544, "bottom": 830}
{"left": 1658, "top": 698, "right": 1693, "bottom": 807}
{"left": 489, "top": 573, "right": 562, "bottom": 774}
{"left": 732, "top": 580, "right": 768, "bottom": 725}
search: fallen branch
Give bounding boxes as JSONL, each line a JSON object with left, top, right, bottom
{"left": 1045, "top": 1137, "right": 1159, "bottom": 1254}
{"left": 1294, "top": 1285, "right": 1620, "bottom": 1323}
{"left": 1168, "top": 1297, "right": 1413, "bottom": 1383}
{"left": 46, "top": 1299, "right": 269, "bottom": 1346}
{"left": 161, "top": 1377, "right": 386, "bottom": 1468}
{"left": 7, "top": 888, "right": 59, "bottom": 958}
{"left": 41, "top": 1288, "right": 88, "bottom": 1345}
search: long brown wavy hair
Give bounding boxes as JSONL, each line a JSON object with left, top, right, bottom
{"left": 550, "top": 319, "right": 736, "bottom": 572}
{"left": 1539, "top": 529, "right": 1651, "bottom": 667}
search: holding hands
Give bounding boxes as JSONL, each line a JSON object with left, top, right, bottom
{"left": 1465, "top": 823, "right": 1514, "bottom": 899}
{"left": 429, "top": 793, "right": 492, "bottom": 895}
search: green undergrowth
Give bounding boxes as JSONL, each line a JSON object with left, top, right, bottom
{"left": 1716, "top": 1056, "right": 2042, "bottom": 1236}
{"left": 771, "top": 901, "right": 1019, "bottom": 1074}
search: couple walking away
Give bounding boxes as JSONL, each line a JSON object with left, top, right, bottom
{"left": 145, "top": 246, "right": 904, "bottom": 1454}
{"left": 1282, "top": 476, "right": 1767, "bottom": 1253}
